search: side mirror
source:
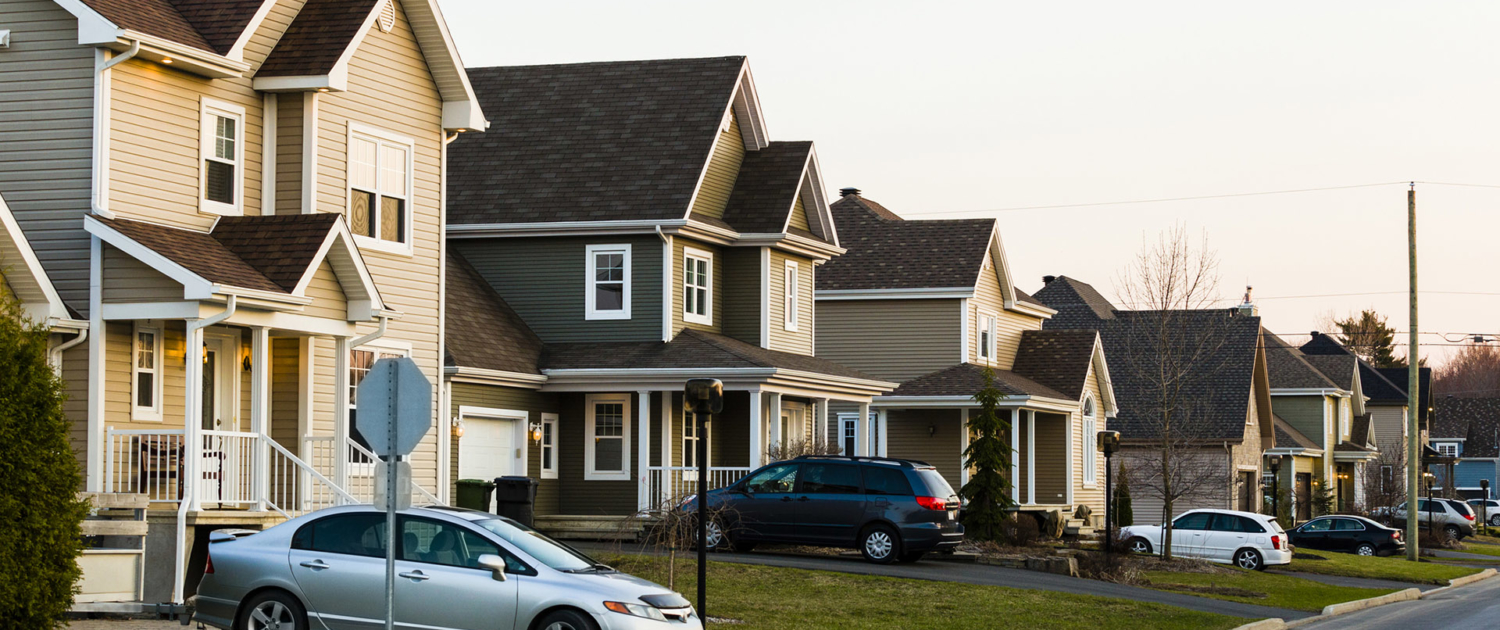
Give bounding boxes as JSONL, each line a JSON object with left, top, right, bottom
{"left": 476, "top": 554, "right": 508, "bottom": 582}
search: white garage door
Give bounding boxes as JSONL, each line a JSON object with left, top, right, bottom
{"left": 458, "top": 417, "right": 518, "bottom": 481}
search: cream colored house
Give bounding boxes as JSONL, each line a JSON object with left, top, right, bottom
{"left": 0, "top": 0, "right": 483, "bottom": 604}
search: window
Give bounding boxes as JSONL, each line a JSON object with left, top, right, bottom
{"left": 584, "top": 394, "right": 630, "bottom": 480}
{"left": 861, "top": 465, "right": 914, "bottom": 496}
{"left": 683, "top": 411, "right": 703, "bottom": 469}
{"left": 1333, "top": 518, "right": 1366, "bottom": 531}
{"left": 783, "top": 260, "right": 799, "bottom": 331}
{"left": 1209, "top": 514, "right": 1248, "bottom": 532}
{"left": 1339, "top": 401, "right": 1350, "bottom": 437}
{"left": 978, "top": 313, "right": 997, "bottom": 361}
{"left": 349, "top": 347, "right": 407, "bottom": 464}
{"left": 200, "top": 99, "right": 244, "bottom": 215}
{"left": 132, "top": 324, "right": 162, "bottom": 421}
{"left": 1172, "top": 512, "right": 1212, "bottom": 530}
{"left": 540, "top": 414, "right": 558, "bottom": 480}
{"left": 1437, "top": 443, "right": 1459, "bottom": 458}
{"left": 1381, "top": 465, "right": 1394, "bottom": 492}
{"left": 683, "top": 248, "right": 712, "bottom": 325}
{"left": 799, "top": 464, "right": 862, "bottom": 494}
{"left": 399, "top": 516, "right": 505, "bottom": 570}
{"left": 741, "top": 464, "right": 798, "bottom": 494}
{"left": 293, "top": 513, "right": 387, "bottom": 558}
{"left": 347, "top": 124, "right": 414, "bottom": 252}
{"left": 1082, "top": 396, "right": 1098, "bottom": 485}
{"left": 1299, "top": 518, "right": 1333, "bottom": 532}
{"left": 841, "top": 415, "right": 857, "bottom": 456}
{"left": 585, "top": 244, "right": 631, "bottom": 320}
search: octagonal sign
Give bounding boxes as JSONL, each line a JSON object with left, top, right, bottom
{"left": 355, "top": 357, "right": 432, "bottom": 458}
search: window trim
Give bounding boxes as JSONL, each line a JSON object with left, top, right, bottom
{"left": 346, "top": 122, "right": 416, "bottom": 256}
{"left": 540, "top": 413, "right": 558, "bottom": 480}
{"left": 1082, "top": 394, "right": 1098, "bottom": 486}
{"left": 977, "top": 311, "right": 997, "bottom": 362}
{"left": 583, "top": 393, "right": 631, "bottom": 481}
{"left": 783, "top": 260, "right": 799, "bottom": 331}
{"left": 1437, "top": 442, "right": 1459, "bottom": 458}
{"left": 199, "top": 98, "right": 245, "bottom": 217}
{"left": 131, "top": 322, "right": 163, "bottom": 422}
{"left": 585, "top": 244, "right": 632, "bottom": 320}
{"left": 682, "top": 246, "right": 713, "bottom": 326}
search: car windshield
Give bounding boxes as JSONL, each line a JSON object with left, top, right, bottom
{"left": 913, "top": 469, "right": 956, "bottom": 498}
{"left": 473, "top": 517, "right": 596, "bottom": 572}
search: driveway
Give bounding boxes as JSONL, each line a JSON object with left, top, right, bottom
{"left": 576, "top": 543, "right": 1309, "bottom": 620}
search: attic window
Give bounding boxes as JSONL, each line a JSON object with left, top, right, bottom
{"left": 377, "top": 0, "right": 396, "bottom": 32}
{"left": 200, "top": 98, "right": 245, "bottom": 216}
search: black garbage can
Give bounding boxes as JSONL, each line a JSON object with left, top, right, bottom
{"left": 456, "top": 479, "right": 495, "bottom": 512}
{"left": 493, "top": 476, "right": 539, "bottom": 527}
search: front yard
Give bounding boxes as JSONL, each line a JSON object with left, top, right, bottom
{"left": 1286, "top": 550, "right": 1482, "bottom": 584}
{"left": 1140, "top": 567, "right": 1390, "bottom": 612}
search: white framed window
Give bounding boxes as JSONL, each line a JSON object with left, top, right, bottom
{"left": 683, "top": 247, "right": 713, "bottom": 325}
{"left": 978, "top": 313, "right": 997, "bottom": 362}
{"left": 1082, "top": 396, "right": 1097, "bottom": 485}
{"left": 348, "top": 345, "right": 409, "bottom": 465}
{"left": 347, "top": 123, "right": 415, "bottom": 255}
{"left": 1339, "top": 400, "right": 1350, "bottom": 438}
{"left": 1437, "top": 442, "right": 1459, "bottom": 458}
{"left": 131, "top": 323, "right": 163, "bottom": 421}
{"left": 783, "top": 260, "right": 799, "bottom": 331}
{"left": 199, "top": 98, "right": 245, "bottom": 216}
{"left": 585, "top": 244, "right": 631, "bottom": 320}
{"left": 540, "top": 413, "right": 558, "bottom": 480}
{"left": 584, "top": 394, "right": 631, "bottom": 480}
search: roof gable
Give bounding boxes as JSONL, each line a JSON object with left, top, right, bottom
{"left": 0, "top": 193, "right": 70, "bottom": 322}
{"left": 445, "top": 251, "right": 544, "bottom": 375}
{"left": 1264, "top": 332, "right": 1340, "bottom": 390}
{"left": 1033, "top": 275, "right": 1117, "bottom": 327}
{"left": 886, "top": 363, "right": 1071, "bottom": 400}
{"left": 817, "top": 194, "right": 997, "bottom": 292}
{"left": 1012, "top": 329, "right": 1115, "bottom": 413}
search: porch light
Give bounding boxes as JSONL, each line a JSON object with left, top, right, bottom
{"left": 451, "top": 416, "right": 464, "bottom": 439}
{"left": 528, "top": 421, "right": 543, "bottom": 443}
{"left": 161, "top": 57, "right": 173, "bottom": 64}
{"left": 928, "top": 424, "right": 936, "bottom": 437}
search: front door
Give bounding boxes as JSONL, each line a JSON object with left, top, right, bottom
{"left": 841, "top": 417, "right": 857, "bottom": 456}
{"left": 458, "top": 416, "right": 518, "bottom": 482}
{"left": 1295, "top": 473, "right": 1313, "bottom": 522}
{"left": 794, "top": 462, "right": 866, "bottom": 544}
{"left": 1238, "top": 472, "right": 1256, "bottom": 512}
{"left": 199, "top": 335, "right": 239, "bottom": 506}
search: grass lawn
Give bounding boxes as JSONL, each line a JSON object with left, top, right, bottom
{"left": 600, "top": 554, "right": 1241, "bottom": 629}
{"left": 1287, "top": 551, "right": 1481, "bottom": 585}
{"left": 1140, "top": 568, "right": 1391, "bottom": 612}
{"left": 1454, "top": 542, "right": 1500, "bottom": 557}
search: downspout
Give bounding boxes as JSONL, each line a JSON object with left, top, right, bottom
{"left": 99, "top": 40, "right": 140, "bottom": 72}
{"left": 49, "top": 327, "right": 88, "bottom": 374}
{"left": 351, "top": 314, "right": 389, "bottom": 348}
{"left": 174, "top": 296, "right": 236, "bottom": 605}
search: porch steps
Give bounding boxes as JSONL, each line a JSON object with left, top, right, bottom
{"left": 1063, "top": 519, "right": 1095, "bottom": 537}
{"left": 534, "top": 515, "right": 645, "bottom": 541}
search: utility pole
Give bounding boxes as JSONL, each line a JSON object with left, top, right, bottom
{"left": 1406, "top": 183, "right": 1420, "bottom": 562}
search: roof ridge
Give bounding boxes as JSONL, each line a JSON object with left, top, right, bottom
{"left": 464, "top": 55, "right": 748, "bottom": 73}
{"left": 678, "top": 329, "right": 770, "bottom": 368}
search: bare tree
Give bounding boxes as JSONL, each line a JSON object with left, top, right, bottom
{"left": 1111, "top": 225, "right": 1237, "bottom": 560}
{"left": 1361, "top": 449, "right": 1406, "bottom": 523}
{"left": 1434, "top": 344, "right": 1500, "bottom": 398}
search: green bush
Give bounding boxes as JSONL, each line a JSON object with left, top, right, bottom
{"left": 0, "top": 289, "right": 87, "bottom": 628}
{"left": 1112, "top": 467, "right": 1133, "bottom": 527}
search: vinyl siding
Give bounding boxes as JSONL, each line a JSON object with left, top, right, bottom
{"left": 100, "top": 244, "right": 181, "bottom": 302}
{"left": 269, "top": 338, "right": 300, "bottom": 451}
{"left": 1033, "top": 412, "right": 1068, "bottom": 504}
{"left": 102, "top": 320, "right": 186, "bottom": 431}
{"left": 787, "top": 193, "right": 810, "bottom": 231}
{"left": 0, "top": 0, "right": 97, "bottom": 314}
{"left": 1273, "top": 395, "right": 1325, "bottom": 450}
{"left": 719, "top": 247, "right": 761, "bottom": 346}
{"left": 302, "top": 259, "right": 347, "bottom": 321}
{"left": 688, "top": 112, "right": 743, "bottom": 221}
{"left": 451, "top": 236, "right": 663, "bottom": 344}
{"left": 885, "top": 409, "right": 964, "bottom": 489}
{"left": 448, "top": 382, "right": 561, "bottom": 516}
{"left": 671, "top": 237, "right": 723, "bottom": 335}
{"left": 274, "top": 92, "right": 303, "bottom": 215}
{"left": 1369, "top": 404, "right": 1406, "bottom": 457}
{"left": 766, "top": 249, "right": 813, "bottom": 355}
{"left": 1120, "top": 448, "right": 1230, "bottom": 525}
{"left": 62, "top": 336, "right": 90, "bottom": 473}
{"left": 1072, "top": 367, "right": 1106, "bottom": 515}
{"left": 557, "top": 392, "right": 638, "bottom": 515}
{"left": 815, "top": 299, "right": 962, "bottom": 383}
{"left": 969, "top": 250, "right": 1042, "bottom": 367}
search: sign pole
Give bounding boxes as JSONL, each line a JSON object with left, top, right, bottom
{"left": 385, "top": 364, "right": 399, "bottom": 630}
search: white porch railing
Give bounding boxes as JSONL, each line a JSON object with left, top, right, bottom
{"left": 344, "top": 438, "right": 444, "bottom": 505}
{"left": 104, "top": 429, "right": 187, "bottom": 504}
{"left": 646, "top": 466, "right": 751, "bottom": 510}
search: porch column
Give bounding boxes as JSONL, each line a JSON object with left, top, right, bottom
{"left": 855, "top": 402, "right": 870, "bottom": 456}
{"left": 184, "top": 321, "right": 205, "bottom": 511}
{"left": 876, "top": 410, "right": 888, "bottom": 457}
{"left": 767, "top": 392, "right": 783, "bottom": 455}
{"left": 333, "top": 336, "right": 350, "bottom": 489}
{"left": 249, "top": 326, "right": 270, "bottom": 511}
{"left": 660, "top": 391, "right": 673, "bottom": 507}
{"left": 748, "top": 391, "right": 763, "bottom": 468}
{"left": 637, "top": 390, "right": 651, "bottom": 511}
{"left": 1027, "top": 410, "right": 1036, "bottom": 505}
{"left": 1010, "top": 409, "right": 1020, "bottom": 504}
{"left": 815, "top": 398, "right": 829, "bottom": 449}
{"left": 960, "top": 408, "right": 971, "bottom": 488}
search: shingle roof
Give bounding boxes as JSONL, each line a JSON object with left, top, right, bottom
{"left": 444, "top": 251, "right": 543, "bottom": 375}
{"left": 1011, "top": 330, "right": 1098, "bottom": 401}
{"left": 887, "top": 363, "right": 1070, "bottom": 400}
{"left": 1297, "top": 332, "right": 1422, "bottom": 405}
{"left": 1350, "top": 413, "right": 1375, "bottom": 449}
{"left": 541, "top": 329, "right": 880, "bottom": 382}
{"left": 79, "top": 0, "right": 270, "bottom": 55}
{"left": 817, "top": 193, "right": 995, "bottom": 291}
{"left": 447, "top": 57, "right": 746, "bottom": 225}
{"left": 1432, "top": 399, "right": 1500, "bottom": 458}
{"left": 1377, "top": 367, "right": 1433, "bottom": 425}
{"left": 170, "top": 0, "right": 267, "bottom": 53}
{"left": 94, "top": 214, "right": 343, "bottom": 294}
{"left": 256, "top": 0, "right": 380, "bottom": 77}
{"left": 1274, "top": 415, "right": 1321, "bottom": 450}
{"left": 1263, "top": 332, "right": 1339, "bottom": 390}
{"left": 1032, "top": 276, "right": 1117, "bottom": 328}
{"left": 1302, "top": 354, "right": 1357, "bottom": 391}
{"left": 719, "top": 141, "right": 812, "bottom": 234}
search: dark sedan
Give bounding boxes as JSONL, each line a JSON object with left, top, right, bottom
{"left": 1289, "top": 515, "right": 1404, "bottom": 556}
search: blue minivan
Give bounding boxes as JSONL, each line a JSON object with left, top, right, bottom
{"left": 682, "top": 455, "right": 963, "bottom": 563}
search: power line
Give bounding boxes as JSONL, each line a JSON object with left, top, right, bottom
{"left": 1217, "top": 291, "right": 1500, "bottom": 301}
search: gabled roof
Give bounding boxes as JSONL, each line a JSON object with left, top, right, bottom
{"left": 714, "top": 140, "right": 833, "bottom": 243}
{"left": 256, "top": 0, "right": 378, "bottom": 77}
{"left": 1263, "top": 332, "right": 1340, "bottom": 390}
{"left": 541, "top": 328, "right": 879, "bottom": 383}
{"left": 1012, "top": 330, "right": 1105, "bottom": 403}
{"left": 1274, "top": 415, "right": 1321, "bottom": 450}
{"left": 444, "top": 251, "right": 543, "bottom": 375}
{"left": 1032, "top": 275, "right": 1118, "bottom": 327}
{"left": 1301, "top": 354, "right": 1357, "bottom": 391}
{"left": 1377, "top": 366, "right": 1433, "bottom": 424}
{"left": 887, "top": 363, "right": 1071, "bottom": 400}
{"left": 818, "top": 193, "right": 995, "bottom": 291}
{"left": 0, "top": 193, "right": 72, "bottom": 324}
{"left": 1432, "top": 399, "right": 1500, "bottom": 457}
{"left": 74, "top": 0, "right": 266, "bottom": 54}
{"left": 1350, "top": 413, "right": 1375, "bottom": 449}
{"left": 448, "top": 57, "right": 757, "bottom": 225}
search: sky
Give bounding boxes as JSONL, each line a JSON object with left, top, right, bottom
{"left": 440, "top": 0, "right": 1500, "bottom": 366}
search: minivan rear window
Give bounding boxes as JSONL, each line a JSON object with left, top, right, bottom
{"left": 913, "top": 469, "right": 956, "bottom": 498}
{"left": 862, "top": 466, "right": 913, "bottom": 496}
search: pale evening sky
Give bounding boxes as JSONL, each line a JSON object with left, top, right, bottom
{"left": 440, "top": 0, "right": 1500, "bottom": 365}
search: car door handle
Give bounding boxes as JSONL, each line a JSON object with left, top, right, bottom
{"left": 398, "top": 570, "right": 430, "bottom": 581}
{"left": 299, "top": 560, "right": 330, "bottom": 570}
{"left": 797, "top": 496, "right": 811, "bottom": 502}
{"left": 781, "top": 496, "right": 793, "bottom": 502}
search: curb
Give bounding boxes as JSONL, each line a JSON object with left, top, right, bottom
{"left": 1416, "top": 567, "right": 1496, "bottom": 600}
{"left": 1314, "top": 588, "right": 1421, "bottom": 617}
{"left": 1232, "top": 567, "right": 1500, "bottom": 630}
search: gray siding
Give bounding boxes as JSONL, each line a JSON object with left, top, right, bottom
{"left": 1273, "top": 396, "right": 1326, "bottom": 449}
{"left": 1119, "top": 448, "right": 1231, "bottom": 525}
{"left": 720, "top": 247, "right": 761, "bottom": 346}
{"left": 452, "top": 236, "right": 663, "bottom": 344}
{"left": 1369, "top": 404, "right": 1406, "bottom": 456}
{"left": 449, "top": 382, "right": 562, "bottom": 516}
{"left": 557, "top": 392, "right": 638, "bottom": 515}
{"left": 0, "top": 0, "right": 96, "bottom": 315}
{"left": 885, "top": 409, "right": 964, "bottom": 489}
{"left": 816, "top": 299, "right": 962, "bottom": 383}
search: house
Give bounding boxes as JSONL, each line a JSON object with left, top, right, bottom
{"left": 0, "top": 0, "right": 484, "bottom": 604}
{"left": 812, "top": 190, "right": 1117, "bottom": 529}
{"left": 1032, "top": 276, "right": 1274, "bottom": 526}
{"left": 1429, "top": 397, "right": 1500, "bottom": 501}
{"left": 1, "top": 193, "right": 90, "bottom": 362}
{"left": 442, "top": 57, "right": 896, "bottom": 537}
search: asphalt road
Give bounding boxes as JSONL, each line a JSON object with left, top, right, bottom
{"left": 1297, "top": 572, "right": 1500, "bottom": 629}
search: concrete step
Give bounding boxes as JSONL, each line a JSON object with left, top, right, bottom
{"left": 534, "top": 515, "right": 646, "bottom": 541}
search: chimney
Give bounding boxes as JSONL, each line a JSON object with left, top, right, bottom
{"left": 839, "top": 187, "right": 861, "bottom": 197}
{"left": 1042, "top": 275, "right": 1057, "bottom": 285}
{"left": 1309, "top": 331, "right": 1321, "bottom": 339}
{"left": 1237, "top": 285, "right": 1258, "bottom": 317}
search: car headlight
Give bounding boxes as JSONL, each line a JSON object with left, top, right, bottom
{"left": 678, "top": 495, "right": 696, "bottom": 509}
{"left": 604, "top": 601, "right": 668, "bottom": 622}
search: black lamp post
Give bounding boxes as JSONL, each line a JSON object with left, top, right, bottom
{"left": 1098, "top": 430, "right": 1120, "bottom": 552}
{"left": 1424, "top": 472, "right": 1436, "bottom": 534}
{"left": 1482, "top": 479, "right": 1491, "bottom": 535}
{"left": 1268, "top": 455, "right": 1283, "bottom": 523}
{"left": 683, "top": 378, "right": 723, "bottom": 621}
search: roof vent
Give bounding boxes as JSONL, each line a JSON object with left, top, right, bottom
{"left": 839, "top": 187, "right": 861, "bottom": 197}
{"left": 1042, "top": 275, "right": 1057, "bottom": 285}
{"left": 377, "top": 0, "right": 396, "bottom": 32}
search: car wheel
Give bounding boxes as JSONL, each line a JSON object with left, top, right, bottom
{"left": 696, "top": 519, "right": 727, "bottom": 551}
{"left": 1127, "top": 537, "right": 1153, "bottom": 555}
{"left": 1490, "top": 515, "right": 1500, "bottom": 527}
{"left": 1234, "top": 548, "right": 1265, "bottom": 571}
{"left": 237, "top": 590, "right": 306, "bottom": 630}
{"left": 1355, "top": 543, "right": 1377, "bottom": 556}
{"left": 897, "top": 551, "right": 926, "bottom": 563}
{"left": 860, "top": 525, "right": 901, "bottom": 564}
{"left": 536, "top": 608, "right": 599, "bottom": 630}
{"left": 1445, "top": 525, "right": 1461, "bottom": 541}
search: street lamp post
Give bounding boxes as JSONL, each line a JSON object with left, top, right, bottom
{"left": 1483, "top": 479, "right": 1492, "bottom": 535}
{"left": 683, "top": 378, "right": 724, "bottom": 621}
{"left": 1268, "top": 455, "right": 1283, "bottom": 524}
{"left": 1098, "top": 430, "right": 1120, "bottom": 553}
{"left": 1424, "top": 472, "right": 1436, "bottom": 536}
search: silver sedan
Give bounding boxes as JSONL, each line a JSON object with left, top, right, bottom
{"left": 193, "top": 505, "right": 700, "bottom": 630}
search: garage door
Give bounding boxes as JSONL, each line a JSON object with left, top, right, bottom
{"left": 458, "top": 416, "right": 518, "bottom": 481}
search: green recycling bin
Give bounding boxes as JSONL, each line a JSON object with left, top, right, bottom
{"left": 455, "top": 479, "right": 495, "bottom": 511}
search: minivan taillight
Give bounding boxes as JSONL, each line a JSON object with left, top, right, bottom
{"left": 1270, "top": 535, "right": 1282, "bottom": 550}
{"left": 204, "top": 551, "right": 214, "bottom": 575}
{"left": 1463, "top": 512, "right": 1476, "bottom": 521}
{"left": 915, "top": 496, "right": 948, "bottom": 511}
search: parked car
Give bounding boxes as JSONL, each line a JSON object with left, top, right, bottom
{"left": 1120, "top": 509, "right": 1291, "bottom": 571}
{"left": 683, "top": 455, "right": 963, "bottom": 564}
{"left": 1467, "top": 499, "right": 1500, "bottom": 527}
{"left": 1390, "top": 497, "right": 1476, "bottom": 540}
{"left": 194, "top": 505, "right": 699, "bottom": 630}
{"left": 1288, "top": 515, "right": 1404, "bottom": 556}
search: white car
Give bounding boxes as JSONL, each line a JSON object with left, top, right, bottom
{"left": 1120, "top": 509, "right": 1292, "bottom": 571}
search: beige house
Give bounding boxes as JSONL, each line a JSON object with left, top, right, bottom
{"left": 0, "top": 0, "right": 484, "bottom": 604}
